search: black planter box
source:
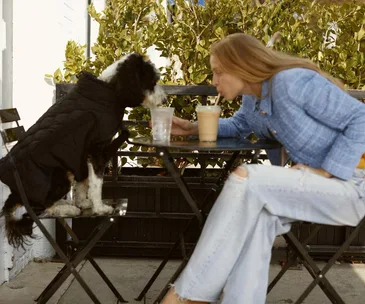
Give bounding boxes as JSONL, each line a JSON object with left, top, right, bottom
{"left": 56, "top": 167, "right": 365, "bottom": 260}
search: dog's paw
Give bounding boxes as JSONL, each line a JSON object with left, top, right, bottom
{"left": 64, "top": 206, "right": 82, "bottom": 217}
{"left": 92, "top": 203, "right": 114, "bottom": 215}
{"left": 76, "top": 199, "right": 92, "bottom": 210}
{"left": 45, "top": 205, "right": 81, "bottom": 217}
{"left": 53, "top": 199, "right": 74, "bottom": 206}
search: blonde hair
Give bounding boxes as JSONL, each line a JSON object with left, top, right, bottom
{"left": 210, "top": 33, "right": 343, "bottom": 89}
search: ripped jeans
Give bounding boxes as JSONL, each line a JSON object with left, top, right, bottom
{"left": 173, "top": 165, "right": 365, "bottom": 304}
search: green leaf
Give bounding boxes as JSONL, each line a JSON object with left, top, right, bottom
{"left": 115, "top": 48, "right": 123, "bottom": 57}
{"left": 357, "top": 27, "right": 365, "bottom": 41}
{"left": 215, "top": 27, "right": 224, "bottom": 38}
{"left": 130, "top": 145, "right": 140, "bottom": 152}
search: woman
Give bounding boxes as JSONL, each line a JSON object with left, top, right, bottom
{"left": 162, "top": 33, "right": 365, "bottom": 304}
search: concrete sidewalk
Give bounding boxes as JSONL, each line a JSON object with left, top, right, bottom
{"left": 0, "top": 255, "right": 364, "bottom": 304}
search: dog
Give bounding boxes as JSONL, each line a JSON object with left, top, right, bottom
{"left": 0, "top": 53, "right": 165, "bottom": 248}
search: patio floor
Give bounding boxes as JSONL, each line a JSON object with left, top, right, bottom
{"left": 0, "top": 252, "right": 365, "bottom": 304}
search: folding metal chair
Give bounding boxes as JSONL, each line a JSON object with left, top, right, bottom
{"left": 0, "top": 108, "right": 126, "bottom": 304}
{"left": 268, "top": 217, "right": 365, "bottom": 304}
{"left": 266, "top": 149, "right": 365, "bottom": 303}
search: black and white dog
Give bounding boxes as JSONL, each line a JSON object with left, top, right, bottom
{"left": 0, "top": 53, "right": 165, "bottom": 247}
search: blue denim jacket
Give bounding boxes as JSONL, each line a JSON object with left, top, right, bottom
{"left": 218, "top": 68, "right": 365, "bottom": 180}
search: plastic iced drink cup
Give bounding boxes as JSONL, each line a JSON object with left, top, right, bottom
{"left": 150, "top": 107, "right": 175, "bottom": 142}
{"left": 196, "top": 105, "right": 221, "bottom": 142}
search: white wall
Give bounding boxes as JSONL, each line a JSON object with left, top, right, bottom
{"left": 0, "top": 0, "right": 14, "bottom": 284}
{"left": 13, "top": 0, "right": 88, "bottom": 129}
{"left": 90, "top": 0, "right": 105, "bottom": 59}
{"left": 0, "top": 0, "right": 5, "bottom": 283}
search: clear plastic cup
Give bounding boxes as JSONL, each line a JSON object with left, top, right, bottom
{"left": 150, "top": 107, "right": 175, "bottom": 142}
{"left": 196, "top": 105, "right": 221, "bottom": 142}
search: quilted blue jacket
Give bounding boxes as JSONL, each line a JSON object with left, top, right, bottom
{"left": 218, "top": 68, "right": 365, "bottom": 180}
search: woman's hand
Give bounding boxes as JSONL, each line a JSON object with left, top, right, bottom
{"left": 171, "top": 116, "right": 198, "bottom": 136}
{"left": 291, "top": 163, "right": 332, "bottom": 178}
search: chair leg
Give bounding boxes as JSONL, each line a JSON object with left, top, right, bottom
{"left": 58, "top": 218, "right": 127, "bottom": 302}
{"left": 269, "top": 216, "right": 365, "bottom": 303}
{"left": 9, "top": 149, "right": 128, "bottom": 303}
{"left": 11, "top": 169, "right": 109, "bottom": 303}
{"left": 36, "top": 220, "right": 100, "bottom": 301}
{"left": 267, "top": 254, "right": 298, "bottom": 293}
{"left": 284, "top": 232, "right": 346, "bottom": 304}
{"left": 268, "top": 224, "right": 321, "bottom": 294}
{"left": 35, "top": 217, "right": 126, "bottom": 303}
{"left": 297, "top": 259, "right": 345, "bottom": 304}
{"left": 36, "top": 218, "right": 113, "bottom": 303}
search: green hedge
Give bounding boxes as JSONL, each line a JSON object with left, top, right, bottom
{"left": 47, "top": 0, "right": 365, "bottom": 166}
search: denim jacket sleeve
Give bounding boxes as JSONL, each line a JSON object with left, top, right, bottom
{"left": 217, "top": 98, "right": 252, "bottom": 138}
{"left": 274, "top": 69, "right": 365, "bottom": 180}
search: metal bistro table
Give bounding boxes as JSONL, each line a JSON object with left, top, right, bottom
{"left": 127, "top": 136, "right": 281, "bottom": 303}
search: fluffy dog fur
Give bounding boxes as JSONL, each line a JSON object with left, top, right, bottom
{"left": 0, "top": 53, "right": 165, "bottom": 248}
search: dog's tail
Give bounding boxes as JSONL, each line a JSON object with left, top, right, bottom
{"left": 0, "top": 193, "right": 34, "bottom": 248}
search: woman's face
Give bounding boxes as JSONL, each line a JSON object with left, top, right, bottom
{"left": 210, "top": 55, "right": 245, "bottom": 100}
{"left": 210, "top": 55, "right": 258, "bottom": 99}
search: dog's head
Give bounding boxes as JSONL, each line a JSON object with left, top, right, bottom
{"left": 98, "top": 53, "right": 165, "bottom": 109}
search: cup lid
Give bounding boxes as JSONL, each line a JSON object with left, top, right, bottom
{"left": 150, "top": 107, "right": 175, "bottom": 112}
{"left": 196, "top": 105, "right": 221, "bottom": 111}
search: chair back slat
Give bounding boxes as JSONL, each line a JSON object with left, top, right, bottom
{"left": 2, "top": 126, "right": 25, "bottom": 143}
{"left": 0, "top": 108, "right": 21, "bottom": 123}
{"left": 1, "top": 108, "right": 24, "bottom": 147}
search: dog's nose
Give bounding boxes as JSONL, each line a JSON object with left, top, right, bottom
{"left": 161, "top": 97, "right": 168, "bottom": 105}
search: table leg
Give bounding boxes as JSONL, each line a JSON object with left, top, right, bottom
{"left": 157, "top": 147, "right": 204, "bottom": 225}
{"left": 136, "top": 151, "right": 241, "bottom": 301}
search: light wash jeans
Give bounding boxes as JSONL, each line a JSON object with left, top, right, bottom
{"left": 173, "top": 165, "right": 365, "bottom": 304}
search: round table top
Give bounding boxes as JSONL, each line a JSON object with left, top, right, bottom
{"left": 127, "top": 136, "right": 281, "bottom": 151}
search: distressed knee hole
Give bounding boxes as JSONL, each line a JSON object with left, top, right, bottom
{"left": 233, "top": 167, "right": 248, "bottom": 178}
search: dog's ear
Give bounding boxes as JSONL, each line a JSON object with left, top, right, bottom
{"left": 109, "top": 53, "right": 145, "bottom": 107}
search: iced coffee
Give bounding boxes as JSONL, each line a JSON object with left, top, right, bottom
{"left": 196, "top": 105, "right": 221, "bottom": 142}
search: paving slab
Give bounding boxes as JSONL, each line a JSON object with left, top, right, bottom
{"left": 0, "top": 257, "right": 364, "bottom": 304}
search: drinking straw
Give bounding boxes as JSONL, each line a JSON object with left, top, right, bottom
{"left": 214, "top": 93, "right": 221, "bottom": 106}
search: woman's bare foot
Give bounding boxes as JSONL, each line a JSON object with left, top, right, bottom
{"left": 161, "top": 288, "right": 209, "bottom": 304}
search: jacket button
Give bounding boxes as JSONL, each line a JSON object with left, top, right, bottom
{"left": 271, "top": 129, "right": 277, "bottom": 134}
{"left": 260, "top": 111, "right": 266, "bottom": 116}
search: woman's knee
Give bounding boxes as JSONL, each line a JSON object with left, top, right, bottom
{"left": 232, "top": 166, "right": 248, "bottom": 178}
